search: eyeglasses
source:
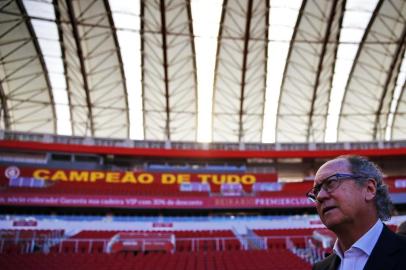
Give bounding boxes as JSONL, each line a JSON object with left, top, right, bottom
{"left": 306, "top": 173, "right": 365, "bottom": 202}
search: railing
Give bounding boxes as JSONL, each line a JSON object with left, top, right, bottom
{"left": 245, "top": 229, "right": 267, "bottom": 250}
{"left": 176, "top": 237, "right": 241, "bottom": 252}
{"left": 2, "top": 130, "right": 406, "bottom": 152}
{"left": 0, "top": 235, "right": 312, "bottom": 254}
{"left": 0, "top": 238, "right": 109, "bottom": 254}
{"left": 289, "top": 237, "right": 326, "bottom": 265}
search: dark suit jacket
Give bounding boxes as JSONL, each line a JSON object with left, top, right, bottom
{"left": 312, "top": 225, "right": 406, "bottom": 270}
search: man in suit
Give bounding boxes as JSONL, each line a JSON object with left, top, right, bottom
{"left": 307, "top": 155, "right": 406, "bottom": 270}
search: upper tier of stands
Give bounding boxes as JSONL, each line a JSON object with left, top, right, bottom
{"left": 1, "top": 131, "right": 406, "bottom": 208}
{"left": 2, "top": 130, "right": 406, "bottom": 153}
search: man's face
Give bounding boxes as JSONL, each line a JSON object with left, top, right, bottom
{"left": 314, "top": 158, "right": 368, "bottom": 230}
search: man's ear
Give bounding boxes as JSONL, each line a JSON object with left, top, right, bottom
{"left": 365, "top": 179, "right": 377, "bottom": 201}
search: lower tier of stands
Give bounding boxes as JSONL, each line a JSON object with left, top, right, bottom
{"left": 0, "top": 250, "right": 311, "bottom": 270}
{"left": 0, "top": 229, "right": 315, "bottom": 254}
{"left": 0, "top": 219, "right": 403, "bottom": 269}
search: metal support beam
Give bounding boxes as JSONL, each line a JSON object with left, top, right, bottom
{"left": 275, "top": 0, "right": 307, "bottom": 141}
{"left": 373, "top": 25, "right": 406, "bottom": 139}
{"left": 17, "top": 0, "right": 57, "bottom": 133}
{"left": 306, "top": 0, "right": 343, "bottom": 141}
{"left": 337, "top": 0, "right": 384, "bottom": 131}
{"left": 65, "top": 0, "right": 95, "bottom": 136}
{"left": 238, "top": 0, "right": 254, "bottom": 142}
{"left": 0, "top": 83, "right": 10, "bottom": 129}
{"left": 160, "top": 0, "right": 171, "bottom": 141}
{"left": 103, "top": 0, "right": 130, "bottom": 138}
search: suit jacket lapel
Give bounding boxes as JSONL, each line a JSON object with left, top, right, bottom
{"left": 328, "top": 255, "right": 341, "bottom": 270}
{"left": 318, "top": 253, "right": 341, "bottom": 270}
{"left": 363, "top": 226, "right": 398, "bottom": 270}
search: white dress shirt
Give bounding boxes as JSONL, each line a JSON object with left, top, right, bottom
{"left": 333, "top": 220, "right": 383, "bottom": 270}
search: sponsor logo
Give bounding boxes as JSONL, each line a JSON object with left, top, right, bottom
{"left": 5, "top": 166, "right": 20, "bottom": 179}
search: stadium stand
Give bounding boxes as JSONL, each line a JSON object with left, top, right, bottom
{"left": 1, "top": 133, "right": 406, "bottom": 270}
{"left": 0, "top": 250, "right": 312, "bottom": 270}
{"left": 1, "top": 0, "right": 406, "bottom": 268}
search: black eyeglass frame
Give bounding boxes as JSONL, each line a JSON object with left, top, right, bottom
{"left": 306, "top": 173, "right": 365, "bottom": 202}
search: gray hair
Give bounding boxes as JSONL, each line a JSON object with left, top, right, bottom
{"left": 339, "top": 155, "right": 393, "bottom": 221}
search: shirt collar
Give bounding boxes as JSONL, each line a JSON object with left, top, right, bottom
{"left": 333, "top": 220, "right": 383, "bottom": 259}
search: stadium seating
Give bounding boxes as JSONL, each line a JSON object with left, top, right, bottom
{"left": 0, "top": 250, "right": 311, "bottom": 270}
{"left": 1, "top": 133, "right": 405, "bottom": 270}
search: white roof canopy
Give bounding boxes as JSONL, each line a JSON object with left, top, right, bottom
{"left": 0, "top": 0, "right": 405, "bottom": 143}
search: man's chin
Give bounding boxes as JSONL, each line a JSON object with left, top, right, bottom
{"left": 321, "top": 216, "right": 342, "bottom": 230}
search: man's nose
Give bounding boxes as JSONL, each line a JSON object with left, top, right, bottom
{"left": 316, "top": 187, "right": 329, "bottom": 203}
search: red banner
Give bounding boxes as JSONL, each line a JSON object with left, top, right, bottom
{"left": 0, "top": 193, "right": 314, "bottom": 209}
{"left": 0, "top": 165, "right": 277, "bottom": 186}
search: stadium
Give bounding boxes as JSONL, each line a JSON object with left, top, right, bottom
{"left": 1, "top": 0, "right": 406, "bottom": 269}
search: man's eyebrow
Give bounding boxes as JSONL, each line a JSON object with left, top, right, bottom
{"left": 313, "top": 174, "right": 334, "bottom": 188}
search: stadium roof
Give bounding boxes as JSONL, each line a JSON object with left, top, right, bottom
{"left": 0, "top": 0, "right": 405, "bottom": 143}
